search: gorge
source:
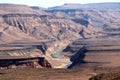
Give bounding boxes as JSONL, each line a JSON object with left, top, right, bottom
{"left": 0, "top": 3, "right": 120, "bottom": 80}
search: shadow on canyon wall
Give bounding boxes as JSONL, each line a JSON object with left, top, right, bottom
{"left": 63, "top": 45, "right": 86, "bottom": 68}
{"left": 68, "top": 47, "right": 86, "bottom": 68}
{"left": 0, "top": 57, "right": 52, "bottom": 69}
{"left": 72, "top": 19, "right": 89, "bottom": 27}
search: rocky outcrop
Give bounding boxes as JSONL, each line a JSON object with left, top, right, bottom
{"left": 0, "top": 57, "right": 51, "bottom": 69}
{"left": 62, "top": 41, "right": 86, "bottom": 68}
{"left": 0, "top": 44, "right": 52, "bottom": 69}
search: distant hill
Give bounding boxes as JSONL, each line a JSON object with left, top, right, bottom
{"left": 49, "top": 2, "right": 120, "bottom": 10}
{"left": 0, "top": 4, "right": 47, "bottom": 14}
{"left": 47, "top": 3, "right": 120, "bottom": 39}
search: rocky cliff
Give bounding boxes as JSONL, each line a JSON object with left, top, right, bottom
{"left": 64, "top": 38, "right": 120, "bottom": 69}
{"left": 0, "top": 57, "right": 51, "bottom": 69}
{"left": 0, "top": 43, "right": 52, "bottom": 69}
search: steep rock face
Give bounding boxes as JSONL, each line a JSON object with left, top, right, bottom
{"left": 0, "top": 14, "right": 83, "bottom": 43}
{"left": 63, "top": 38, "right": 120, "bottom": 68}
{"left": 0, "top": 57, "right": 52, "bottom": 69}
{"left": 0, "top": 45, "right": 52, "bottom": 69}
{"left": 62, "top": 41, "right": 85, "bottom": 68}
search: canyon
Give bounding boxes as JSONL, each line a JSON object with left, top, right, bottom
{"left": 0, "top": 3, "right": 120, "bottom": 80}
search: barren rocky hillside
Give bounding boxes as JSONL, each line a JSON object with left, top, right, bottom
{"left": 47, "top": 9, "right": 120, "bottom": 39}
{"left": 0, "top": 4, "right": 85, "bottom": 43}
{"left": 1, "top": 3, "right": 120, "bottom": 43}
